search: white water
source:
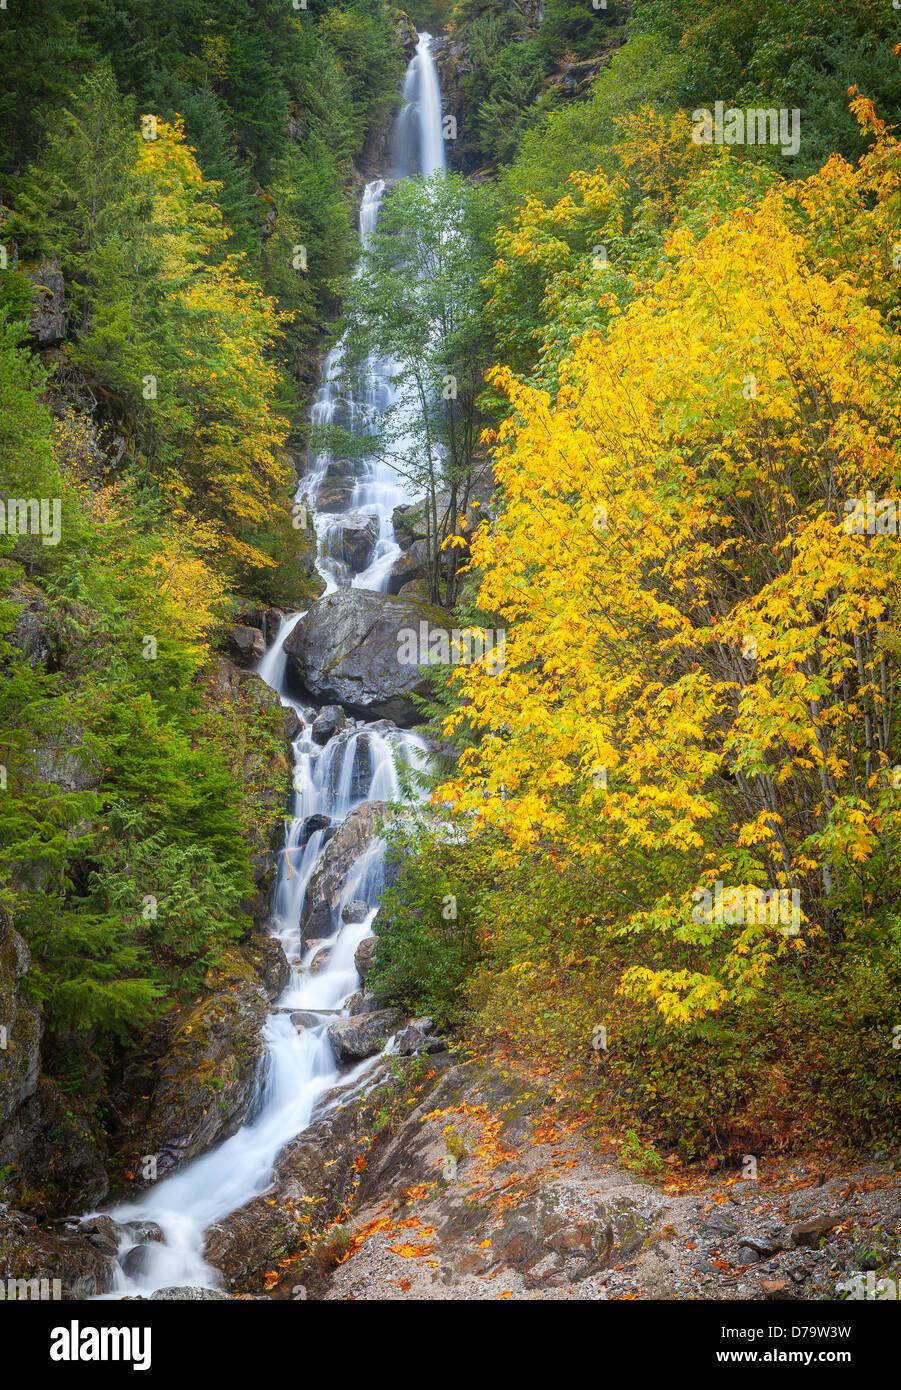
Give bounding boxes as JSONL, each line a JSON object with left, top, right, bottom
{"left": 306, "top": 32, "right": 447, "bottom": 599}
{"left": 87, "top": 34, "right": 446, "bottom": 1299}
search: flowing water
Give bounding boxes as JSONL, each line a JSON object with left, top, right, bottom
{"left": 307, "top": 31, "right": 446, "bottom": 598}
{"left": 88, "top": 33, "right": 445, "bottom": 1298}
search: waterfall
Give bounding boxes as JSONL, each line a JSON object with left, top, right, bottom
{"left": 391, "top": 32, "right": 447, "bottom": 179}
{"left": 86, "top": 33, "right": 446, "bottom": 1300}
{"left": 303, "top": 32, "right": 446, "bottom": 598}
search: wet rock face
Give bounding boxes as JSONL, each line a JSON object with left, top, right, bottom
{"left": 26, "top": 260, "right": 69, "bottom": 347}
{"left": 283, "top": 588, "right": 450, "bottom": 725}
{"left": 130, "top": 954, "right": 269, "bottom": 1185}
{"left": 311, "top": 705, "right": 347, "bottom": 745}
{"left": 246, "top": 936, "right": 291, "bottom": 1002}
{"left": 315, "top": 457, "right": 357, "bottom": 512}
{"left": 353, "top": 935, "right": 378, "bottom": 983}
{"left": 323, "top": 512, "right": 379, "bottom": 573}
{"left": 300, "top": 801, "right": 386, "bottom": 942}
{"left": 318, "top": 1058, "right": 667, "bottom": 1301}
{"left": 200, "top": 1056, "right": 668, "bottom": 1301}
{"left": 322, "top": 729, "right": 373, "bottom": 802}
{"left": 326, "top": 1008, "right": 405, "bottom": 1063}
{"left": 202, "top": 1055, "right": 401, "bottom": 1285}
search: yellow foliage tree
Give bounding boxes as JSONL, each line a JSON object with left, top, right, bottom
{"left": 442, "top": 104, "right": 901, "bottom": 1025}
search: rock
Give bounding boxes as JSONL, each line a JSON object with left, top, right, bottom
{"left": 26, "top": 260, "right": 68, "bottom": 347}
{"left": 394, "top": 1018, "right": 441, "bottom": 1056}
{"left": 392, "top": 491, "right": 489, "bottom": 552}
{"left": 121, "top": 1220, "right": 164, "bottom": 1245}
{"left": 324, "top": 730, "right": 373, "bottom": 801}
{"left": 120, "top": 1244, "right": 156, "bottom": 1279}
{"left": 761, "top": 1278, "right": 792, "bottom": 1298}
{"left": 0, "top": 1206, "right": 114, "bottom": 1298}
{"left": 228, "top": 624, "right": 265, "bottom": 667}
{"left": 247, "top": 936, "right": 291, "bottom": 1002}
{"left": 303, "top": 813, "right": 331, "bottom": 835}
{"left": 0, "top": 1077, "right": 110, "bottom": 1217}
{"left": 150, "top": 1286, "right": 232, "bottom": 1300}
{"left": 699, "top": 1213, "right": 740, "bottom": 1240}
{"left": 311, "top": 705, "right": 347, "bottom": 745}
{"left": 386, "top": 539, "right": 430, "bottom": 596}
{"left": 309, "top": 946, "right": 333, "bottom": 976}
{"left": 232, "top": 606, "right": 285, "bottom": 648}
{"left": 323, "top": 512, "right": 379, "bottom": 572}
{"left": 289, "top": 1012, "right": 323, "bottom": 1032}
{"left": 738, "top": 1235, "right": 783, "bottom": 1261}
{"left": 283, "top": 588, "right": 451, "bottom": 725}
{"left": 326, "top": 1008, "right": 405, "bottom": 1063}
{"left": 30, "top": 722, "right": 101, "bottom": 796}
{"left": 353, "top": 935, "right": 378, "bottom": 983}
{"left": 0, "top": 915, "right": 42, "bottom": 1135}
{"left": 134, "top": 952, "right": 269, "bottom": 1183}
{"left": 341, "top": 900, "right": 369, "bottom": 924}
{"left": 82, "top": 1215, "right": 121, "bottom": 1258}
{"left": 791, "top": 1215, "right": 843, "bottom": 1247}
{"left": 346, "top": 991, "right": 384, "bottom": 1017}
{"left": 301, "top": 802, "right": 387, "bottom": 940}
{"left": 786, "top": 1181, "right": 843, "bottom": 1219}
{"left": 316, "top": 458, "right": 357, "bottom": 512}
{"left": 6, "top": 582, "right": 54, "bottom": 667}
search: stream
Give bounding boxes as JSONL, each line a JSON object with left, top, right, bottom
{"left": 89, "top": 32, "right": 446, "bottom": 1299}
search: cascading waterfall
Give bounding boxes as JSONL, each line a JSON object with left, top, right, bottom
{"left": 308, "top": 31, "right": 447, "bottom": 598}
{"left": 392, "top": 32, "right": 447, "bottom": 179}
{"left": 87, "top": 33, "right": 446, "bottom": 1299}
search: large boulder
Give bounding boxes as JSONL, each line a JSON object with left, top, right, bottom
{"left": 228, "top": 624, "right": 265, "bottom": 667}
{"left": 323, "top": 512, "right": 379, "bottom": 573}
{"left": 283, "top": 588, "right": 450, "bottom": 725}
{"left": 326, "top": 1008, "right": 405, "bottom": 1063}
{"left": 300, "top": 801, "right": 386, "bottom": 941}
{"left": 150, "top": 1286, "right": 232, "bottom": 1300}
{"left": 311, "top": 705, "right": 347, "bottom": 746}
{"left": 354, "top": 935, "right": 378, "bottom": 983}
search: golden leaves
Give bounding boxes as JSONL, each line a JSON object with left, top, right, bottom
{"left": 439, "top": 109, "right": 901, "bottom": 1023}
